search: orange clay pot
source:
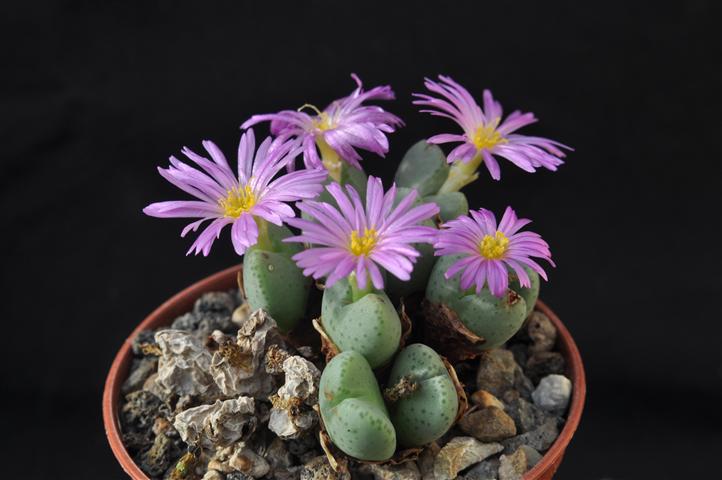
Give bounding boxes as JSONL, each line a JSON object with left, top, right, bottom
{"left": 103, "top": 264, "right": 586, "bottom": 479}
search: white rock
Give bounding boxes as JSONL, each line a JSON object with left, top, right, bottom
{"left": 531, "top": 374, "right": 572, "bottom": 412}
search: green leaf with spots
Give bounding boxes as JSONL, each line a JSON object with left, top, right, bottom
{"left": 319, "top": 351, "right": 396, "bottom": 461}
{"left": 426, "top": 254, "right": 527, "bottom": 349}
{"left": 242, "top": 224, "right": 310, "bottom": 332}
{"left": 321, "top": 277, "right": 401, "bottom": 368}
{"left": 387, "top": 344, "right": 458, "bottom": 447}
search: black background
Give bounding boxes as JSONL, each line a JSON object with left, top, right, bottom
{"left": 2, "top": 1, "right": 720, "bottom": 478}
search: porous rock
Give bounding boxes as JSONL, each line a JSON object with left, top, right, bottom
{"left": 433, "top": 437, "right": 503, "bottom": 480}
{"left": 459, "top": 407, "right": 517, "bottom": 442}
{"left": 462, "top": 457, "right": 500, "bottom": 480}
{"left": 122, "top": 390, "right": 170, "bottom": 436}
{"left": 140, "top": 432, "right": 180, "bottom": 477}
{"left": 122, "top": 356, "right": 158, "bottom": 394}
{"left": 501, "top": 417, "right": 559, "bottom": 453}
{"left": 531, "top": 374, "right": 572, "bottom": 412}
{"left": 503, "top": 396, "right": 549, "bottom": 434}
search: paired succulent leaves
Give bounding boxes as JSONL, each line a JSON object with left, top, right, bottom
{"left": 142, "top": 74, "right": 568, "bottom": 460}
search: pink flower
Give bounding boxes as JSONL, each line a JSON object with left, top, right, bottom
{"left": 434, "top": 207, "right": 555, "bottom": 297}
{"left": 284, "top": 176, "right": 439, "bottom": 290}
{"left": 242, "top": 74, "right": 403, "bottom": 172}
{"left": 414, "top": 75, "right": 572, "bottom": 180}
{"left": 143, "top": 129, "right": 327, "bottom": 256}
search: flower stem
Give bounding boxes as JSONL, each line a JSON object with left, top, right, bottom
{"left": 254, "top": 216, "right": 273, "bottom": 251}
{"left": 438, "top": 152, "right": 482, "bottom": 193}
{"left": 316, "top": 137, "right": 343, "bottom": 183}
{"left": 349, "top": 271, "right": 373, "bottom": 302}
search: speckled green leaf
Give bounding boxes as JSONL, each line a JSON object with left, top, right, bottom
{"left": 321, "top": 277, "right": 401, "bottom": 368}
{"left": 388, "top": 344, "right": 458, "bottom": 447}
{"left": 319, "top": 351, "right": 396, "bottom": 461}
{"left": 242, "top": 224, "right": 310, "bottom": 332}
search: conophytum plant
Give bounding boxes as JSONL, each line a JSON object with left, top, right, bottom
{"left": 144, "top": 74, "right": 567, "bottom": 460}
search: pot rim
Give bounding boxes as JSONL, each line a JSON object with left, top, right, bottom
{"left": 102, "top": 264, "right": 586, "bottom": 479}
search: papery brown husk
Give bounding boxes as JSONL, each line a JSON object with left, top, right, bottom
{"left": 312, "top": 318, "right": 340, "bottom": 364}
{"left": 441, "top": 356, "right": 469, "bottom": 424}
{"left": 421, "top": 299, "right": 485, "bottom": 363}
{"left": 397, "top": 299, "right": 414, "bottom": 350}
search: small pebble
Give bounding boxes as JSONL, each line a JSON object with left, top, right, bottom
{"left": 122, "top": 357, "right": 158, "bottom": 394}
{"left": 470, "top": 389, "right": 505, "bottom": 410}
{"left": 527, "top": 312, "right": 557, "bottom": 353}
{"left": 476, "top": 349, "right": 519, "bottom": 397}
{"left": 498, "top": 448, "right": 528, "bottom": 480}
{"left": 525, "top": 352, "right": 566, "bottom": 384}
{"left": 459, "top": 407, "right": 517, "bottom": 442}
{"left": 501, "top": 417, "right": 560, "bottom": 453}
{"left": 503, "top": 396, "right": 548, "bottom": 434}
{"left": 462, "top": 458, "right": 499, "bottom": 480}
{"left": 518, "top": 445, "right": 542, "bottom": 468}
{"left": 532, "top": 374, "right": 572, "bottom": 412}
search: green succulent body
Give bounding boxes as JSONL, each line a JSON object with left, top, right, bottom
{"left": 394, "top": 141, "right": 450, "bottom": 196}
{"left": 385, "top": 187, "right": 437, "bottom": 300}
{"left": 424, "top": 192, "right": 469, "bottom": 222}
{"left": 319, "top": 351, "right": 396, "bottom": 461}
{"left": 242, "top": 224, "right": 310, "bottom": 332}
{"left": 388, "top": 344, "right": 458, "bottom": 447}
{"left": 509, "top": 266, "right": 540, "bottom": 316}
{"left": 321, "top": 277, "right": 401, "bottom": 368}
{"left": 426, "top": 254, "right": 527, "bottom": 349}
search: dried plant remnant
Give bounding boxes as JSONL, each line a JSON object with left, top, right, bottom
{"left": 154, "top": 330, "right": 218, "bottom": 399}
{"left": 174, "top": 397, "right": 256, "bottom": 449}
{"left": 268, "top": 355, "right": 321, "bottom": 439}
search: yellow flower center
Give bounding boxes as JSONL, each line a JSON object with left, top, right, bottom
{"left": 219, "top": 185, "right": 256, "bottom": 218}
{"left": 299, "top": 104, "right": 334, "bottom": 131}
{"left": 314, "top": 112, "right": 334, "bottom": 131}
{"left": 479, "top": 231, "right": 510, "bottom": 260}
{"left": 472, "top": 119, "right": 507, "bottom": 150}
{"left": 349, "top": 228, "right": 378, "bottom": 256}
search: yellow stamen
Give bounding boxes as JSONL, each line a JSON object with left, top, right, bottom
{"left": 298, "top": 104, "right": 334, "bottom": 131}
{"left": 349, "top": 228, "right": 378, "bottom": 256}
{"left": 219, "top": 185, "right": 256, "bottom": 218}
{"left": 472, "top": 118, "right": 507, "bottom": 150}
{"left": 479, "top": 231, "right": 509, "bottom": 260}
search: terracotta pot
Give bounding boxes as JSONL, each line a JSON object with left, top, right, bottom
{"left": 103, "top": 265, "right": 586, "bottom": 479}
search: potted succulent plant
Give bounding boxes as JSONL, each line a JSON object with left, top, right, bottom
{"left": 104, "top": 74, "right": 585, "bottom": 480}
